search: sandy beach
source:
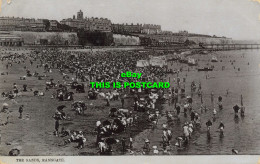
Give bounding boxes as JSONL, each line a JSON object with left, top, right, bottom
{"left": 0, "top": 48, "right": 260, "bottom": 155}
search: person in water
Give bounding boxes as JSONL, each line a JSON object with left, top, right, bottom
{"left": 233, "top": 104, "right": 240, "bottom": 117}
{"left": 206, "top": 119, "right": 213, "bottom": 131}
{"left": 218, "top": 121, "right": 224, "bottom": 129}
{"left": 240, "top": 105, "right": 245, "bottom": 117}
{"left": 213, "top": 108, "right": 217, "bottom": 117}
{"left": 218, "top": 96, "right": 223, "bottom": 110}
{"left": 218, "top": 121, "right": 225, "bottom": 136}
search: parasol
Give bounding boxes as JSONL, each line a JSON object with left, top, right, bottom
{"left": 105, "top": 138, "right": 119, "bottom": 145}
{"left": 3, "top": 103, "right": 9, "bottom": 107}
{"left": 57, "top": 105, "right": 66, "bottom": 111}
{"left": 102, "top": 120, "right": 111, "bottom": 126}
{"left": 110, "top": 108, "right": 118, "bottom": 113}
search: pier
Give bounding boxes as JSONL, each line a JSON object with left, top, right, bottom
{"left": 145, "top": 43, "right": 260, "bottom": 51}
{"left": 202, "top": 44, "right": 260, "bottom": 50}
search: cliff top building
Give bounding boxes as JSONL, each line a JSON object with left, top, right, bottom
{"left": 142, "top": 24, "right": 161, "bottom": 34}
{"left": 77, "top": 10, "right": 83, "bottom": 20}
{"left": 60, "top": 10, "right": 112, "bottom": 32}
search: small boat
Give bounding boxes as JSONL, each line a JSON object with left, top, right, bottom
{"left": 211, "top": 56, "right": 218, "bottom": 62}
{"left": 198, "top": 67, "right": 213, "bottom": 71}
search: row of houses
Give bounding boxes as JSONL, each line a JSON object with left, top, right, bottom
{"left": 0, "top": 10, "right": 162, "bottom": 34}
{"left": 112, "top": 23, "right": 161, "bottom": 34}
{"left": 140, "top": 32, "right": 232, "bottom": 46}
{"left": 60, "top": 10, "right": 162, "bottom": 34}
{"left": 0, "top": 17, "right": 48, "bottom": 31}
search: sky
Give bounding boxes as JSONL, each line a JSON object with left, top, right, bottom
{"left": 0, "top": 0, "right": 260, "bottom": 40}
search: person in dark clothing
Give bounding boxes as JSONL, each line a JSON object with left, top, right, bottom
{"left": 233, "top": 104, "right": 240, "bottom": 117}
{"left": 96, "top": 124, "right": 102, "bottom": 145}
{"left": 121, "top": 137, "right": 126, "bottom": 153}
{"left": 211, "top": 92, "right": 214, "bottom": 102}
{"left": 121, "top": 97, "right": 125, "bottom": 108}
{"left": 240, "top": 106, "right": 245, "bottom": 117}
{"left": 134, "top": 101, "right": 138, "bottom": 111}
{"left": 171, "top": 87, "right": 174, "bottom": 94}
{"left": 218, "top": 121, "right": 225, "bottom": 136}
{"left": 143, "top": 139, "right": 150, "bottom": 154}
{"left": 23, "top": 84, "right": 27, "bottom": 92}
{"left": 18, "top": 105, "right": 24, "bottom": 119}
{"left": 129, "top": 135, "right": 133, "bottom": 149}
{"left": 134, "top": 94, "right": 138, "bottom": 102}
{"left": 218, "top": 121, "right": 225, "bottom": 129}
{"left": 176, "top": 105, "right": 181, "bottom": 116}
{"left": 106, "top": 98, "right": 110, "bottom": 106}
{"left": 218, "top": 96, "right": 222, "bottom": 102}
{"left": 190, "top": 110, "right": 195, "bottom": 121}
{"left": 55, "top": 120, "right": 60, "bottom": 136}
{"left": 206, "top": 119, "right": 213, "bottom": 130}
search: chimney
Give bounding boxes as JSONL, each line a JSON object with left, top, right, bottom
{"left": 73, "top": 15, "right": 75, "bottom": 19}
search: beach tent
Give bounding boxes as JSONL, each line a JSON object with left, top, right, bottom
{"left": 136, "top": 60, "right": 150, "bottom": 67}
{"left": 149, "top": 57, "right": 167, "bottom": 67}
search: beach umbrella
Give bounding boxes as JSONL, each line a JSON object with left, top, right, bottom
{"left": 113, "top": 119, "right": 122, "bottom": 125}
{"left": 110, "top": 108, "right": 118, "bottom": 113}
{"left": 105, "top": 137, "right": 119, "bottom": 145}
{"left": 9, "top": 148, "right": 20, "bottom": 156}
{"left": 232, "top": 149, "right": 238, "bottom": 155}
{"left": 57, "top": 105, "right": 66, "bottom": 111}
{"left": 3, "top": 103, "right": 9, "bottom": 107}
{"left": 103, "top": 120, "right": 111, "bottom": 126}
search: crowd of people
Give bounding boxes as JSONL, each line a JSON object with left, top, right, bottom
{"left": 0, "top": 47, "right": 246, "bottom": 155}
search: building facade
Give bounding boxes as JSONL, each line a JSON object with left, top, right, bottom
{"left": 0, "top": 17, "right": 46, "bottom": 31}
{"left": 60, "top": 18, "right": 85, "bottom": 30}
{"left": 112, "top": 23, "right": 161, "bottom": 34}
{"left": 0, "top": 31, "right": 24, "bottom": 46}
{"left": 60, "top": 10, "right": 112, "bottom": 32}
{"left": 142, "top": 24, "right": 161, "bottom": 34}
{"left": 77, "top": 10, "right": 84, "bottom": 20}
{"left": 140, "top": 30, "right": 232, "bottom": 46}
{"left": 86, "top": 17, "right": 112, "bottom": 32}
{"left": 49, "top": 20, "right": 59, "bottom": 31}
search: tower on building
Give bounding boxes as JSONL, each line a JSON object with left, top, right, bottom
{"left": 77, "top": 10, "right": 83, "bottom": 20}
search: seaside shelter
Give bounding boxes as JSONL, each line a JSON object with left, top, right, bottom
{"left": 0, "top": 31, "right": 24, "bottom": 46}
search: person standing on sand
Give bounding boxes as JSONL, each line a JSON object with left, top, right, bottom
{"left": 105, "top": 93, "right": 110, "bottom": 106}
{"left": 226, "top": 89, "right": 229, "bottom": 96}
{"left": 121, "top": 96, "right": 125, "bottom": 108}
{"left": 176, "top": 104, "right": 181, "bottom": 116}
{"left": 211, "top": 92, "right": 214, "bottom": 103}
{"left": 55, "top": 120, "right": 60, "bottom": 136}
{"left": 143, "top": 139, "right": 150, "bottom": 154}
{"left": 18, "top": 105, "right": 24, "bottom": 119}
{"left": 121, "top": 137, "right": 126, "bottom": 153}
{"left": 129, "top": 135, "right": 133, "bottom": 150}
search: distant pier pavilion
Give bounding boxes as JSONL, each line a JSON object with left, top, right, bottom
{"left": 0, "top": 31, "right": 24, "bottom": 46}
